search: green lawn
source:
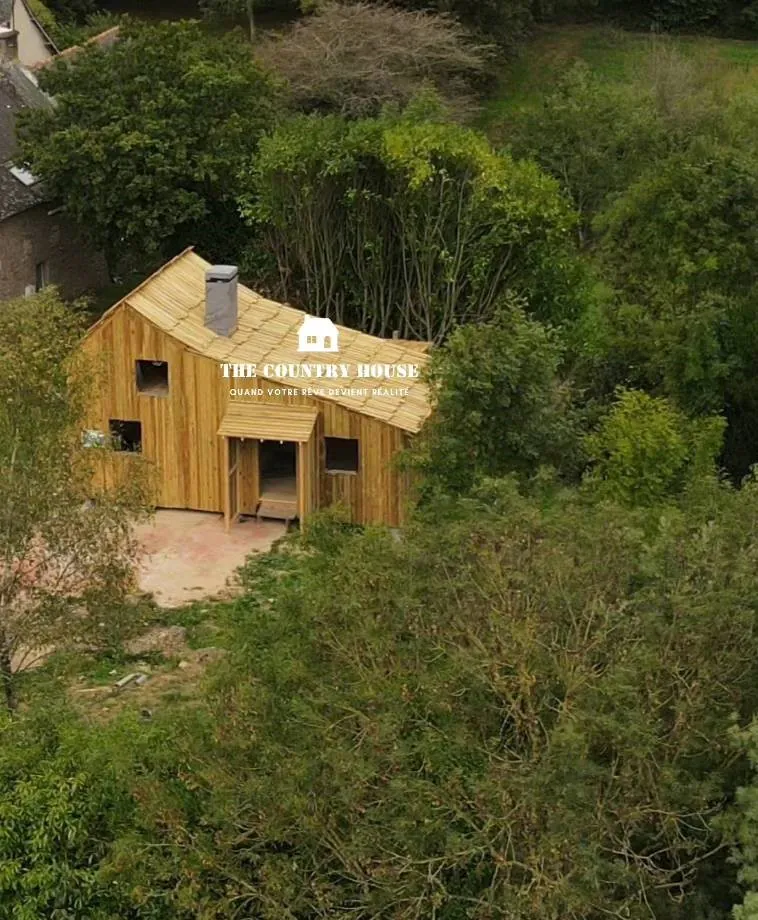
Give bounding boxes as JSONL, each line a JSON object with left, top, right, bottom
{"left": 481, "top": 23, "right": 758, "bottom": 135}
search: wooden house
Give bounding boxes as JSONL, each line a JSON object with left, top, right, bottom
{"left": 82, "top": 249, "right": 431, "bottom": 528}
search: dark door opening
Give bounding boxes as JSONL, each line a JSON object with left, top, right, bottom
{"left": 259, "top": 440, "right": 297, "bottom": 504}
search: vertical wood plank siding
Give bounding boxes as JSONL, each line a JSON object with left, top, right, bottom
{"left": 84, "top": 306, "right": 412, "bottom": 526}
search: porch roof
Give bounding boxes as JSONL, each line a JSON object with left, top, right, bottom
{"left": 217, "top": 402, "right": 318, "bottom": 443}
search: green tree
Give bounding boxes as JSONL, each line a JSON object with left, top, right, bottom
{"left": 595, "top": 141, "right": 758, "bottom": 476}
{"left": 413, "top": 297, "right": 582, "bottom": 495}
{"left": 508, "top": 61, "right": 665, "bottom": 238}
{"left": 0, "top": 290, "right": 152, "bottom": 711}
{"left": 242, "top": 107, "right": 582, "bottom": 340}
{"left": 19, "top": 20, "right": 278, "bottom": 274}
{"left": 0, "top": 706, "right": 137, "bottom": 919}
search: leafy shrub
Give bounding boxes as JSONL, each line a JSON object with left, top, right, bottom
{"left": 413, "top": 296, "right": 583, "bottom": 495}
{"left": 0, "top": 706, "right": 134, "bottom": 919}
{"left": 584, "top": 389, "right": 725, "bottom": 505}
{"left": 509, "top": 61, "right": 665, "bottom": 232}
{"left": 595, "top": 141, "right": 758, "bottom": 476}
{"left": 731, "top": 720, "right": 758, "bottom": 920}
{"left": 50, "top": 11, "right": 123, "bottom": 51}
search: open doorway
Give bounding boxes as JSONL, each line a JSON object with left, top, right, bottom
{"left": 259, "top": 440, "right": 297, "bottom": 504}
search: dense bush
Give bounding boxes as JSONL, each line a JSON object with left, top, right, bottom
{"left": 507, "top": 45, "right": 725, "bottom": 237}
{"left": 732, "top": 721, "right": 758, "bottom": 920}
{"left": 594, "top": 140, "right": 758, "bottom": 475}
{"left": 583, "top": 388, "right": 725, "bottom": 505}
{"left": 509, "top": 62, "right": 661, "bottom": 234}
{"left": 81, "top": 477, "right": 758, "bottom": 917}
{"left": 412, "top": 296, "right": 583, "bottom": 495}
{"left": 507, "top": 48, "right": 758, "bottom": 477}
{"left": 0, "top": 707, "right": 134, "bottom": 919}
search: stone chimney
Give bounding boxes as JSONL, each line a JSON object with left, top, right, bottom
{"left": 0, "top": 27, "right": 18, "bottom": 62}
{"left": 205, "top": 265, "right": 238, "bottom": 337}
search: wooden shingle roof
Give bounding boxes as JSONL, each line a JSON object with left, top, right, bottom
{"left": 91, "top": 249, "right": 431, "bottom": 434}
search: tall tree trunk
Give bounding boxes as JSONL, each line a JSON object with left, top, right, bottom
{"left": 0, "top": 629, "right": 16, "bottom": 712}
{"left": 247, "top": 0, "right": 255, "bottom": 41}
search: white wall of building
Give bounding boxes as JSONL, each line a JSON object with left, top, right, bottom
{"left": 13, "top": 0, "right": 53, "bottom": 68}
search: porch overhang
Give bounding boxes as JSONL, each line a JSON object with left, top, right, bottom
{"left": 217, "top": 402, "right": 318, "bottom": 442}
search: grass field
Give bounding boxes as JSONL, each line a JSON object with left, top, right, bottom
{"left": 481, "top": 23, "right": 758, "bottom": 134}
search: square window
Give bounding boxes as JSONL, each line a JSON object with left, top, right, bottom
{"left": 109, "top": 419, "right": 142, "bottom": 453}
{"left": 136, "top": 360, "right": 169, "bottom": 396}
{"left": 325, "top": 437, "right": 359, "bottom": 473}
{"left": 307, "top": 335, "right": 317, "bottom": 344}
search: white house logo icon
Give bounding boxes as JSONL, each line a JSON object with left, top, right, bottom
{"left": 297, "top": 316, "right": 339, "bottom": 353}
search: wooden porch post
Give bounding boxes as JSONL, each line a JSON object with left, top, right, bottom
{"left": 297, "top": 441, "right": 305, "bottom": 524}
{"left": 223, "top": 435, "right": 230, "bottom": 532}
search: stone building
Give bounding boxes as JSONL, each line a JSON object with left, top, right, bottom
{"left": 0, "top": 40, "right": 108, "bottom": 303}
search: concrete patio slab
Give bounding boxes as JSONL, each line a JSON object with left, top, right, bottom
{"left": 135, "top": 511, "right": 287, "bottom": 608}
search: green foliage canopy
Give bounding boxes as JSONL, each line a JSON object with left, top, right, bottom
{"left": 242, "top": 107, "right": 582, "bottom": 340}
{"left": 584, "top": 388, "right": 725, "bottom": 505}
{"left": 89, "top": 479, "right": 758, "bottom": 917}
{"left": 0, "top": 707, "right": 135, "bottom": 920}
{"left": 19, "top": 20, "right": 279, "bottom": 273}
{"left": 508, "top": 61, "right": 667, "bottom": 236}
{"left": 595, "top": 141, "right": 758, "bottom": 474}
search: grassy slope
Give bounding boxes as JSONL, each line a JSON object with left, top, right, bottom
{"left": 481, "top": 23, "right": 758, "bottom": 138}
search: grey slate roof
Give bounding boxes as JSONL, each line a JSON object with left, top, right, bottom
{"left": 0, "top": 62, "right": 52, "bottom": 221}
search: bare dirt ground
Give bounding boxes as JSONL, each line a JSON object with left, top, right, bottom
{"left": 18, "top": 512, "right": 285, "bottom": 712}
{"left": 13, "top": 512, "right": 283, "bottom": 674}
{"left": 135, "top": 510, "right": 286, "bottom": 607}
